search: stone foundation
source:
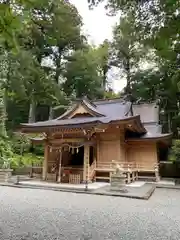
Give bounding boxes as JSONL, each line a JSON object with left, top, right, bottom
{"left": 110, "top": 174, "right": 128, "bottom": 192}
{"left": 0, "top": 169, "right": 13, "bottom": 182}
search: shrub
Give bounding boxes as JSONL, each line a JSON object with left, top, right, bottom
{"left": 10, "top": 153, "right": 43, "bottom": 170}
{"left": 168, "top": 140, "right": 180, "bottom": 162}
{"left": 0, "top": 137, "right": 14, "bottom": 168}
{"left": 10, "top": 133, "right": 31, "bottom": 154}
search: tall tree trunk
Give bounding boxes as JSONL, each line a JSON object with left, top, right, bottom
{"left": 3, "top": 88, "right": 8, "bottom": 124}
{"left": 28, "top": 96, "right": 36, "bottom": 123}
{"left": 167, "top": 112, "right": 171, "bottom": 133}
{"left": 126, "top": 59, "right": 131, "bottom": 95}
{"left": 48, "top": 48, "right": 62, "bottom": 120}
{"left": 48, "top": 107, "right": 54, "bottom": 120}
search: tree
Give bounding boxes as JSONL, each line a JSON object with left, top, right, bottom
{"left": 63, "top": 47, "right": 104, "bottom": 99}
{"left": 130, "top": 62, "right": 180, "bottom": 136}
{"left": 95, "top": 40, "right": 111, "bottom": 91}
{"left": 21, "top": 0, "right": 84, "bottom": 119}
{"left": 0, "top": 0, "right": 24, "bottom": 49}
{"left": 89, "top": 0, "right": 180, "bottom": 137}
{"left": 0, "top": 0, "right": 84, "bottom": 122}
{"left": 111, "top": 13, "right": 147, "bottom": 95}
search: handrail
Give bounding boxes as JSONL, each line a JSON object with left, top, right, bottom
{"left": 89, "top": 160, "right": 96, "bottom": 180}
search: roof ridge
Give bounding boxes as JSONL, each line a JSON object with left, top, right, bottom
{"left": 94, "top": 98, "right": 126, "bottom": 105}
{"left": 133, "top": 101, "right": 157, "bottom": 106}
{"left": 93, "top": 97, "right": 123, "bottom": 102}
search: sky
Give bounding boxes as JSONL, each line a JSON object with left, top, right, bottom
{"left": 69, "top": 0, "right": 126, "bottom": 92}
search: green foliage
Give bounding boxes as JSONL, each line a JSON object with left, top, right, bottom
{"left": 0, "top": 138, "right": 13, "bottom": 168}
{"left": 169, "top": 140, "right": 180, "bottom": 162}
{"left": 63, "top": 46, "right": 105, "bottom": 99}
{"left": 95, "top": 40, "right": 111, "bottom": 90}
{"left": 110, "top": 12, "right": 150, "bottom": 95}
{"left": 0, "top": 88, "right": 13, "bottom": 168}
{"left": 0, "top": 1, "right": 23, "bottom": 49}
{"left": 11, "top": 153, "right": 43, "bottom": 170}
{"left": 104, "top": 89, "right": 120, "bottom": 99}
{"left": 90, "top": 0, "right": 180, "bottom": 136}
{"left": 10, "top": 133, "right": 31, "bottom": 155}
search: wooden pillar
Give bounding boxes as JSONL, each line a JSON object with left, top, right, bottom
{"left": 83, "top": 145, "right": 90, "bottom": 182}
{"left": 155, "top": 143, "right": 160, "bottom": 182}
{"left": 57, "top": 147, "right": 62, "bottom": 183}
{"left": 97, "top": 138, "right": 100, "bottom": 165}
{"left": 42, "top": 143, "right": 49, "bottom": 181}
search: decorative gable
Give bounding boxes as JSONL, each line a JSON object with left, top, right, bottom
{"left": 56, "top": 97, "right": 105, "bottom": 120}
{"left": 69, "top": 104, "right": 95, "bottom": 118}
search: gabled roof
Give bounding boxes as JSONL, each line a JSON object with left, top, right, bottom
{"left": 127, "top": 131, "right": 173, "bottom": 144}
{"left": 20, "top": 97, "right": 172, "bottom": 142}
{"left": 20, "top": 98, "right": 138, "bottom": 131}
{"left": 57, "top": 97, "right": 105, "bottom": 119}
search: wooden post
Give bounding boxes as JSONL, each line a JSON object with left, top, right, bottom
{"left": 42, "top": 143, "right": 49, "bottom": 181}
{"left": 83, "top": 145, "right": 90, "bottom": 182}
{"left": 120, "top": 128, "right": 126, "bottom": 162}
{"left": 57, "top": 147, "right": 62, "bottom": 183}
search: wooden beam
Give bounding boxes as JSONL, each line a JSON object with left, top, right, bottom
{"left": 50, "top": 138, "right": 85, "bottom": 144}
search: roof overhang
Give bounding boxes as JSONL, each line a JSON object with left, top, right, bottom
{"left": 127, "top": 132, "right": 173, "bottom": 145}
{"left": 20, "top": 115, "right": 144, "bottom": 134}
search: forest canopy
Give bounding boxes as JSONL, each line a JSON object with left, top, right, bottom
{"left": 0, "top": 0, "right": 179, "bottom": 151}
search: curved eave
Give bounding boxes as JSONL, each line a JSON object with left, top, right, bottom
{"left": 127, "top": 133, "right": 173, "bottom": 144}
{"left": 56, "top": 103, "right": 77, "bottom": 120}
{"left": 30, "top": 137, "right": 46, "bottom": 144}
{"left": 20, "top": 115, "right": 141, "bottom": 133}
{"left": 133, "top": 115, "right": 147, "bottom": 133}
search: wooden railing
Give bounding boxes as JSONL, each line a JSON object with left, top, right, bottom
{"left": 96, "top": 161, "right": 112, "bottom": 169}
{"left": 96, "top": 161, "right": 159, "bottom": 172}
{"left": 89, "top": 160, "right": 96, "bottom": 181}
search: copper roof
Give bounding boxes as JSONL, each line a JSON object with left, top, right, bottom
{"left": 21, "top": 98, "right": 133, "bottom": 129}
{"left": 20, "top": 97, "right": 172, "bottom": 141}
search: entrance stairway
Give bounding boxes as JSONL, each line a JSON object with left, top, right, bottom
{"left": 89, "top": 161, "right": 159, "bottom": 183}
{"left": 94, "top": 161, "right": 112, "bottom": 182}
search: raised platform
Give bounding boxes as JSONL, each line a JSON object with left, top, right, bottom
{"left": 1, "top": 180, "right": 156, "bottom": 200}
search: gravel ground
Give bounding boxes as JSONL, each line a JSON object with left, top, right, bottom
{"left": 0, "top": 187, "right": 180, "bottom": 240}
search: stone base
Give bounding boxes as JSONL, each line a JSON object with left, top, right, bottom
{"left": 111, "top": 175, "right": 126, "bottom": 185}
{"left": 110, "top": 174, "right": 127, "bottom": 192}
{"left": 110, "top": 187, "right": 128, "bottom": 193}
{"left": 0, "top": 169, "right": 13, "bottom": 182}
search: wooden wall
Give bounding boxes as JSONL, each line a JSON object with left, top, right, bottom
{"left": 127, "top": 141, "right": 158, "bottom": 170}
{"left": 96, "top": 129, "right": 158, "bottom": 171}
{"left": 97, "top": 130, "right": 125, "bottom": 168}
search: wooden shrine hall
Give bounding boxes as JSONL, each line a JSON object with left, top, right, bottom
{"left": 20, "top": 97, "right": 172, "bottom": 184}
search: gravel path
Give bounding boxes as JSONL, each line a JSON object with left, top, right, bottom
{"left": 0, "top": 187, "right": 180, "bottom": 240}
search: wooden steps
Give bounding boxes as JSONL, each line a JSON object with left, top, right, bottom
{"left": 92, "top": 161, "right": 159, "bottom": 183}
{"left": 96, "top": 176, "right": 110, "bottom": 180}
